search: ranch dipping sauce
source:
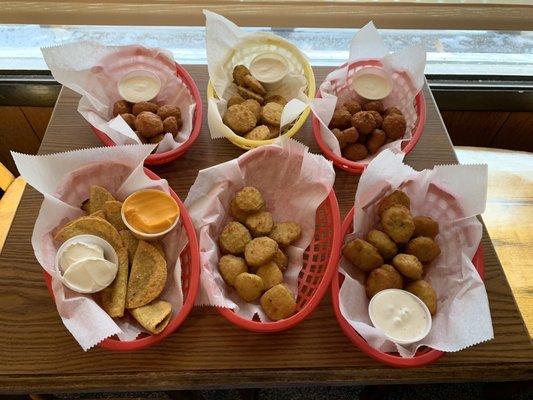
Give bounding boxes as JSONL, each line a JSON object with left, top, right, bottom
{"left": 249, "top": 53, "right": 289, "bottom": 87}
{"left": 369, "top": 289, "right": 432, "bottom": 344}
{"left": 351, "top": 66, "right": 393, "bottom": 100}
{"left": 118, "top": 70, "right": 161, "bottom": 103}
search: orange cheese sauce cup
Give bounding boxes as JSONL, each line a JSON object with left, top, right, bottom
{"left": 121, "top": 189, "right": 180, "bottom": 240}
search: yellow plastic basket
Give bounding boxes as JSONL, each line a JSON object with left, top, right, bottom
{"left": 207, "top": 34, "right": 316, "bottom": 150}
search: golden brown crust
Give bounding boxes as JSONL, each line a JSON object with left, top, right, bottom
{"left": 329, "top": 106, "right": 352, "bottom": 130}
{"left": 132, "top": 101, "right": 159, "bottom": 116}
{"left": 121, "top": 113, "right": 136, "bottom": 129}
{"left": 232, "top": 65, "right": 251, "bottom": 86}
{"left": 413, "top": 216, "right": 439, "bottom": 238}
{"left": 365, "top": 264, "right": 403, "bottom": 299}
{"left": 234, "top": 273, "right": 264, "bottom": 302}
{"left": 405, "top": 236, "right": 441, "bottom": 263}
{"left": 269, "top": 222, "right": 301, "bottom": 247}
{"left": 363, "top": 100, "right": 385, "bottom": 113}
{"left": 223, "top": 104, "right": 257, "bottom": 135}
{"left": 243, "top": 74, "right": 267, "bottom": 96}
{"left": 381, "top": 205, "right": 415, "bottom": 244}
{"left": 237, "top": 86, "right": 264, "bottom": 104}
{"left": 383, "top": 113, "right": 407, "bottom": 140}
{"left": 366, "top": 129, "right": 386, "bottom": 155}
{"left": 351, "top": 111, "right": 377, "bottom": 135}
{"left": 135, "top": 111, "right": 164, "bottom": 138}
{"left": 242, "top": 99, "right": 262, "bottom": 120}
{"left": 157, "top": 105, "right": 181, "bottom": 121}
{"left": 343, "top": 143, "right": 368, "bottom": 161}
{"left": 342, "top": 238, "right": 384, "bottom": 272}
{"left": 406, "top": 280, "right": 437, "bottom": 315}
{"left": 244, "top": 236, "right": 279, "bottom": 268}
{"left": 260, "top": 284, "right": 296, "bottom": 320}
{"left": 218, "top": 255, "right": 248, "bottom": 286}
{"left": 113, "top": 100, "right": 132, "bottom": 117}
{"left": 261, "top": 102, "right": 283, "bottom": 126}
{"left": 378, "top": 190, "right": 411, "bottom": 217}
{"left": 227, "top": 95, "right": 245, "bottom": 108}
{"left": 219, "top": 221, "right": 252, "bottom": 255}
{"left": 392, "top": 253, "right": 423, "bottom": 280}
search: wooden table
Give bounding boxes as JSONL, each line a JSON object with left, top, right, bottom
{"left": 0, "top": 66, "right": 531, "bottom": 394}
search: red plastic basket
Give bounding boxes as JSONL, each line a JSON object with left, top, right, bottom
{"left": 331, "top": 207, "right": 485, "bottom": 367}
{"left": 92, "top": 62, "right": 203, "bottom": 166}
{"left": 312, "top": 60, "right": 426, "bottom": 174}
{"left": 43, "top": 167, "right": 201, "bottom": 351}
{"left": 218, "top": 190, "right": 342, "bottom": 333}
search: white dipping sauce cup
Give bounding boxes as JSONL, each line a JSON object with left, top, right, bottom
{"left": 249, "top": 52, "right": 289, "bottom": 91}
{"left": 368, "top": 288, "right": 432, "bottom": 345}
{"left": 55, "top": 234, "right": 118, "bottom": 293}
{"left": 118, "top": 69, "right": 161, "bottom": 103}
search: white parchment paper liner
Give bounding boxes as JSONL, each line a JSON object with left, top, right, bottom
{"left": 12, "top": 145, "right": 186, "bottom": 350}
{"left": 338, "top": 150, "right": 493, "bottom": 357}
{"left": 41, "top": 42, "right": 196, "bottom": 154}
{"left": 310, "top": 22, "right": 426, "bottom": 164}
{"left": 205, "top": 10, "right": 309, "bottom": 140}
{"left": 185, "top": 138, "right": 335, "bottom": 321}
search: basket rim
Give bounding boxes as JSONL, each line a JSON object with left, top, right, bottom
{"left": 331, "top": 206, "right": 485, "bottom": 368}
{"left": 311, "top": 60, "right": 426, "bottom": 174}
{"left": 206, "top": 34, "right": 316, "bottom": 150}
{"left": 218, "top": 189, "right": 342, "bottom": 332}
{"left": 43, "top": 167, "right": 201, "bottom": 351}
{"left": 92, "top": 61, "right": 203, "bottom": 166}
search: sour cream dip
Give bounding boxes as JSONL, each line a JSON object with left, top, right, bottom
{"left": 55, "top": 234, "right": 119, "bottom": 294}
{"left": 118, "top": 70, "right": 161, "bottom": 103}
{"left": 369, "top": 289, "right": 432, "bottom": 344}
{"left": 351, "top": 66, "right": 393, "bottom": 100}
{"left": 249, "top": 53, "right": 289, "bottom": 89}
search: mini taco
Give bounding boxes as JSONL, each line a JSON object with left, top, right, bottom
{"left": 129, "top": 300, "right": 172, "bottom": 334}
{"left": 126, "top": 240, "right": 167, "bottom": 308}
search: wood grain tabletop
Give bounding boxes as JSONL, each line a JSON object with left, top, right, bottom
{"left": 0, "top": 66, "right": 531, "bottom": 394}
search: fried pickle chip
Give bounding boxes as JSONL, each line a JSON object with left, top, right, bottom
{"left": 392, "top": 253, "right": 423, "bottom": 280}
{"left": 406, "top": 280, "right": 437, "bottom": 315}
{"left": 229, "top": 198, "right": 250, "bottom": 223}
{"left": 245, "top": 211, "right": 274, "bottom": 237}
{"left": 365, "top": 264, "right": 403, "bottom": 299}
{"left": 130, "top": 300, "right": 172, "bottom": 334}
{"left": 378, "top": 190, "right": 411, "bottom": 216}
{"left": 55, "top": 216, "right": 128, "bottom": 317}
{"left": 219, "top": 221, "right": 252, "bottom": 254}
{"left": 235, "top": 187, "right": 265, "bottom": 213}
{"left": 126, "top": 241, "right": 167, "bottom": 309}
{"left": 244, "top": 236, "right": 278, "bottom": 268}
{"left": 342, "top": 238, "right": 383, "bottom": 272}
{"left": 119, "top": 229, "right": 139, "bottom": 262}
{"left": 366, "top": 229, "right": 398, "bottom": 260}
{"left": 234, "top": 273, "right": 264, "bottom": 302}
{"left": 260, "top": 284, "right": 296, "bottom": 321}
{"left": 381, "top": 205, "right": 415, "bottom": 244}
{"left": 413, "top": 216, "right": 439, "bottom": 238}
{"left": 268, "top": 222, "right": 301, "bottom": 247}
{"left": 256, "top": 261, "right": 283, "bottom": 290}
{"left": 219, "top": 255, "right": 248, "bottom": 286}
{"left": 88, "top": 186, "right": 115, "bottom": 214}
{"left": 103, "top": 200, "right": 127, "bottom": 231}
{"left": 272, "top": 248, "right": 288, "bottom": 272}
{"left": 405, "top": 236, "right": 441, "bottom": 263}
